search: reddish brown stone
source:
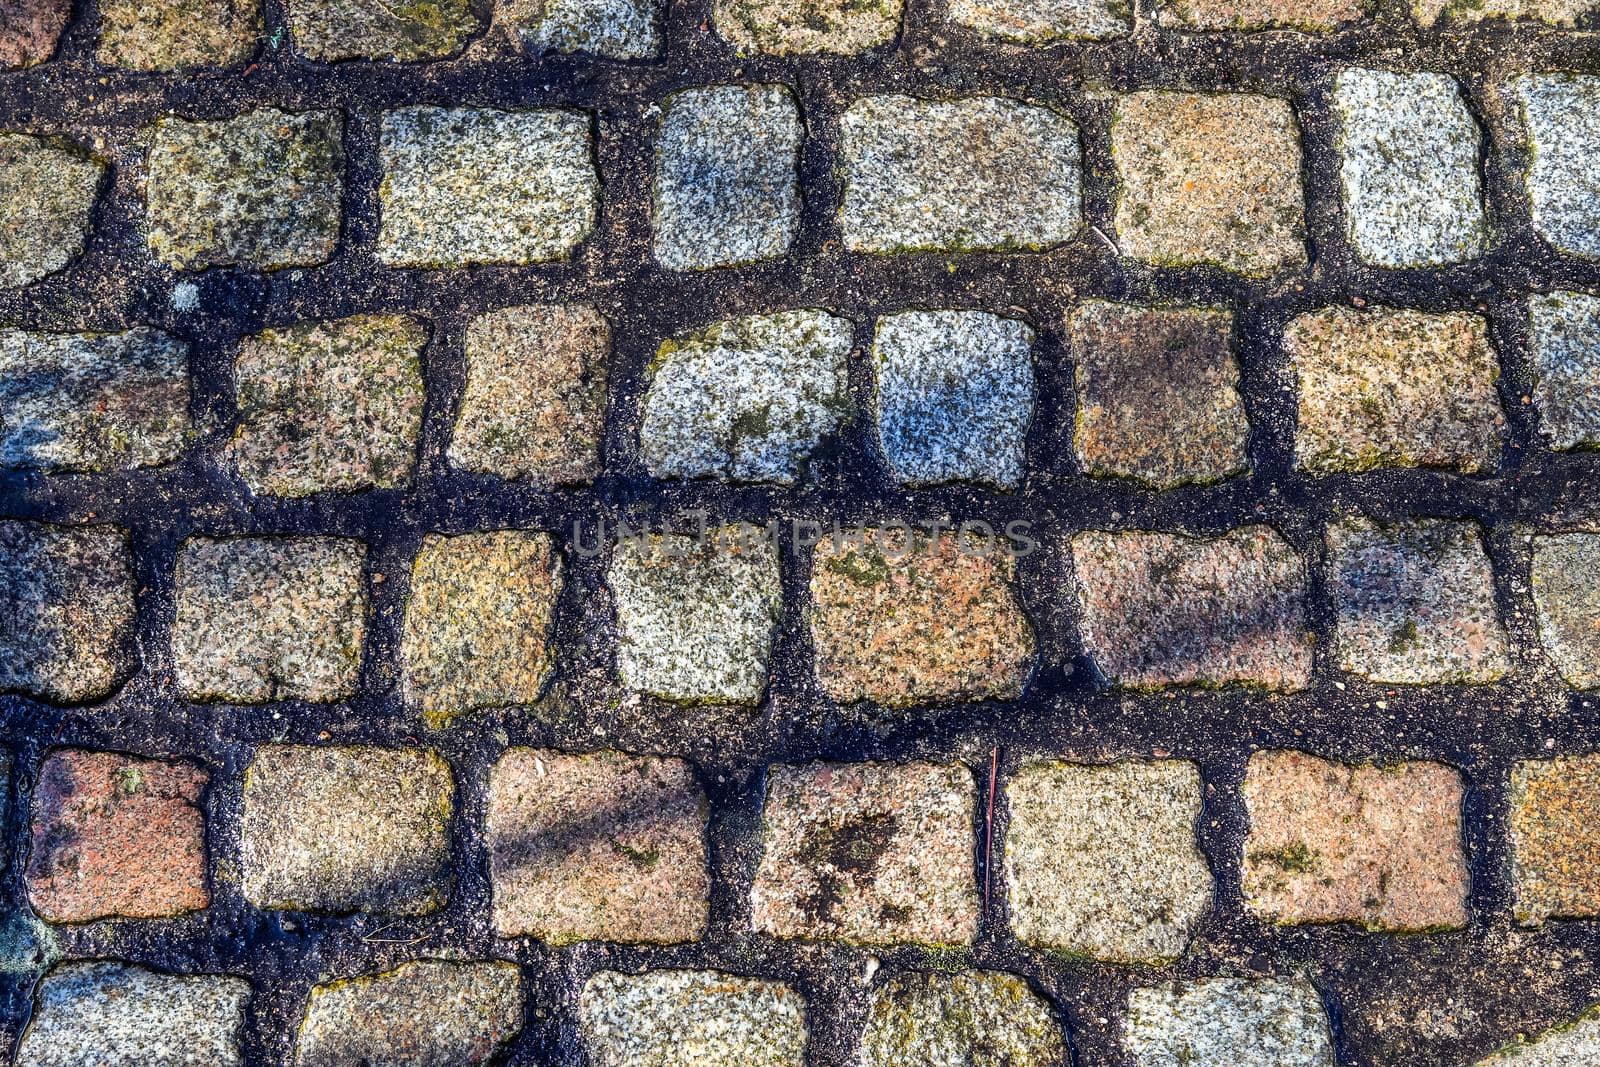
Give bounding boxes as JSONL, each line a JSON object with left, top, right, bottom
{"left": 0, "top": 0, "right": 68, "bottom": 68}
{"left": 26, "top": 749, "right": 209, "bottom": 922}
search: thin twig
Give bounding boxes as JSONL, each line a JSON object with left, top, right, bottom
{"left": 984, "top": 745, "right": 999, "bottom": 910}
{"left": 1090, "top": 225, "right": 1121, "bottom": 256}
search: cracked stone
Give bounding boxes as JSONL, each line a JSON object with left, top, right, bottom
{"left": 1071, "top": 526, "right": 1312, "bottom": 691}
{"left": 639, "top": 310, "right": 853, "bottom": 484}
{"left": 1124, "top": 978, "right": 1336, "bottom": 1067}
{"left": 97, "top": 0, "right": 259, "bottom": 69}
{"left": 1475, "top": 1005, "right": 1600, "bottom": 1065}
{"left": 0, "top": 0, "right": 68, "bottom": 67}
{"left": 653, "top": 84, "right": 801, "bottom": 271}
{"left": 858, "top": 970, "right": 1069, "bottom": 1067}
{"left": 487, "top": 748, "right": 709, "bottom": 943}
{"left": 1068, "top": 301, "right": 1249, "bottom": 488}
{"left": 580, "top": 970, "right": 808, "bottom": 1067}
{"left": 713, "top": 0, "right": 901, "bottom": 54}
{"left": 287, "top": 0, "right": 479, "bottom": 61}
{"left": 172, "top": 536, "right": 366, "bottom": 704}
{"left": 1530, "top": 292, "right": 1600, "bottom": 450}
{"left": 810, "top": 530, "right": 1035, "bottom": 706}
{"left": 872, "top": 309, "right": 1035, "bottom": 489}
{"left": 227, "top": 314, "right": 426, "bottom": 497}
{"left": 0, "top": 133, "right": 103, "bottom": 289}
{"left": 378, "top": 106, "right": 598, "bottom": 267}
{"left": 497, "top": 0, "right": 661, "bottom": 57}
{"left": 750, "top": 760, "right": 979, "bottom": 947}
{"left": 0, "top": 327, "right": 190, "bottom": 473}
{"left": 1327, "top": 516, "right": 1509, "bottom": 685}
{"left": 1510, "top": 754, "right": 1600, "bottom": 924}
{"left": 293, "top": 960, "right": 524, "bottom": 1067}
{"left": 26, "top": 750, "right": 209, "bottom": 923}
{"left": 1005, "top": 760, "right": 1212, "bottom": 963}
{"left": 240, "top": 744, "right": 453, "bottom": 915}
{"left": 0, "top": 521, "right": 134, "bottom": 704}
{"left": 1242, "top": 750, "right": 1470, "bottom": 931}
{"left": 1531, "top": 532, "right": 1600, "bottom": 688}
{"left": 1112, "top": 92, "right": 1306, "bottom": 276}
{"left": 401, "top": 531, "right": 562, "bottom": 722}
{"left": 1333, "top": 69, "right": 1486, "bottom": 268}
{"left": 609, "top": 530, "right": 782, "bottom": 704}
{"left": 146, "top": 109, "right": 343, "bottom": 271}
{"left": 1287, "top": 306, "right": 1505, "bottom": 474}
{"left": 1513, "top": 75, "right": 1600, "bottom": 259}
{"left": 16, "top": 963, "right": 249, "bottom": 1067}
{"left": 1157, "top": 0, "right": 1364, "bottom": 29}
{"left": 839, "top": 95, "right": 1080, "bottom": 254}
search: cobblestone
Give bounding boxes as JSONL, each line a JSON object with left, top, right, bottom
{"left": 26, "top": 750, "right": 209, "bottom": 923}
{"left": 287, "top": 0, "right": 478, "bottom": 61}
{"left": 1530, "top": 292, "right": 1600, "bottom": 450}
{"left": 0, "top": 0, "right": 68, "bottom": 67}
{"left": 172, "top": 536, "right": 367, "bottom": 704}
{"left": 1005, "top": 759, "right": 1211, "bottom": 963}
{"left": 1513, "top": 75, "right": 1600, "bottom": 259}
{"left": 1475, "top": 1006, "right": 1600, "bottom": 1065}
{"left": 1287, "top": 306, "right": 1505, "bottom": 474}
{"left": 857, "top": 970, "right": 1068, "bottom": 1067}
{"left": 97, "top": 0, "right": 259, "bottom": 70}
{"left": 240, "top": 744, "right": 454, "bottom": 914}
{"left": 1418, "top": 0, "right": 1600, "bottom": 23}
{"left": 950, "top": 0, "right": 1130, "bottom": 39}
{"left": 0, "top": 133, "right": 103, "bottom": 289}
{"left": 487, "top": 748, "right": 709, "bottom": 943}
{"left": 580, "top": 970, "right": 808, "bottom": 1067}
{"left": 839, "top": 95, "right": 1080, "bottom": 254}
{"left": 1157, "top": 0, "right": 1364, "bottom": 29}
{"left": 1326, "top": 516, "right": 1510, "bottom": 684}
{"left": 1124, "top": 977, "right": 1335, "bottom": 1067}
{"left": 1071, "top": 526, "right": 1312, "bottom": 690}
{"left": 653, "top": 84, "right": 801, "bottom": 271}
{"left": 750, "top": 761, "right": 978, "bottom": 946}
{"left": 1242, "top": 750, "right": 1470, "bottom": 931}
{"left": 1531, "top": 532, "right": 1600, "bottom": 688}
{"left": 1509, "top": 755, "right": 1600, "bottom": 924}
{"left": 500, "top": 0, "right": 661, "bottom": 57}
{"left": 713, "top": 0, "right": 901, "bottom": 54}
{"left": 0, "top": 327, "right": 189, "bottom": 473}
{"left": 1067, "top": 301, "right": 1249, "bottom": 488}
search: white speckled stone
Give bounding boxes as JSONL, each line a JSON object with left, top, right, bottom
{"left": 872, "top": 310, "right": 1034, "bottom": 489}
{"left": 1513, "top": 75, "right": 1600, "bottom": 259}
{"left": 951, "top": 0, "right": 1129, "bottom": 38}
{"left": 609, "top": 531, "right": 782, "bottom": 704}
{"left": 504, "top": 0, "right": 661, "bottom": 57}
{"left": 1124, "top": 978, "right": 1335, "bottom": 1067}
{"left": 1333, "top": 69, "right": 1486, "bottom": 268}
{"left": 640, "top": 310, "right": 853, "bottom": 484}
{"left": 653, "top": 84, "right": 801, "bottom": 271}
{"left": 858, "top": 970, "right": 1068, "bottom": 1067}
{"left": 0, "top": 133, "right": 102, "bottom": 288}
{"left": 1476, "top": 1005, "right": 1600, "bottom": 1065}
{"left": 839, "top": 95, "right": 1080, "bottom": 254}
{"left": 712, "top": 0, "right": 901, "bottom": 54}
{"left": 1531, "top": 532, "right": 1600, "bottom": 689}
{"left": 1530, "top": 291, "right": 1600, "bottom": 450}
{"left": 580, "top": 970, "right": 808, "bottom": 1067}
{"left": 378, "top": 106, "right": 597, "bottom": 267}
{"left": 16, "top": 962, "right": 249, "bottom": 1067}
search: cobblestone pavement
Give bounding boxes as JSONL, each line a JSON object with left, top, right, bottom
{"left": 3, "top": 0, "right": 1600, "bottom": 1062}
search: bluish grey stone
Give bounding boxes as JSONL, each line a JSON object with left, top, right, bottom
{"left": 1514, "top": 75, "right": 1600, "bottom": 259}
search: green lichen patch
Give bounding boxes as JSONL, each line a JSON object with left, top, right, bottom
{"left": 287, "top": 0, "right": 479, "bottom": 61}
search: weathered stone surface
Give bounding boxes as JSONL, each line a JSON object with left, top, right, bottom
{"left": 227, "top": 314, "right": 426, "bottom": 497}
{"left": 498, "top": 0, "right": 661, "bottom": 57}
{"left": 1332, "top": 69, "right": 1486, "bottom": 268}
{"left": 0, "top": 0, "right": 68, "bottom": 68}
{"left": 1531, "top": 532, "right": 1600, "bottom": 688}
{"left": 287, "top": 0, "right": 479, "bottom": 61}
{"left": 1513, "top": 76, "right": 1600, "bottom": 260}
{"left": 172, "top": 537, "right": 366, "bottom": 704}
{"left": 858, "top": 970, "right": 1068, "bottom": 1067}
{"left": 872, "top": 310, "right": 1034, "bottom": 489}
{"left": 713, "top": 0, "right": 900, "bottom": 54}
{"left": 1067, "top": 301, "right": 1248, "bottom": 488}
{"left": 751, "top": 761, "right": 978, "bottom": 946}
{"left": 580, "top": 970, "right": 808, "bottom": 1067}
{"left": 1005, "top": 760, "right": 1211, "bottom": 963}
{"left": 293, "top": 960, "right": 524, "bottom": 1067}
{"left": 401, "top": 531, "right": 562, "bottom": 722}
{"left": 0, "top": 327, "right": 189, "bottom": 473}
{"left": 1071, "top": 526, "right": 1311, "bottom": 691}
{"left": 1124, "top": 978, "right": 1335, "bottom": 1067}
{"left": 449, "top": 304, "right": 609, "bottom": 484}
{"left": 97, "top": 0, "right": 259, "bottom": 70}
{"left": 146, "top": 109, "right": 342, "bottom": 272}
{"left": 26, "top": 750, "right": 209, "bottom": 923}
{"left": 0, "top": 133, "right": 103, "bottom": 288}
{"left": 1421, "top": 0, "right": 1600, "bottom": 28}
{"left": 16, "top": 963, "right": 249, "bottom": 1067}
{"left": 1476, "top": 1006, "right": 1600, "bottom": 1065}
{"left": 950, "top": 0, "right": 1128, "bottom": 39}
{"left": 240, "top": 744, "right": 453, "bottom": 914}
{"left": 609, "top": 531, "right": 781, "bottom": 705}
{"left": 654, "top": 84, "right": 800, "bottom": 271}
{"left": 0, "top": 521, "right": 134, "bottom": 704}
{"left": 1242, "top": 750, "right": 1469, "bottom": 931}
{"left": 810, "top": 531, "right": 1034, "bottom": 706}
{"left": 1510, "top": 755, "right": 1600, "bottom": 923}
{"left": 378, "top": 106, "right": 597, "bottom": 267}
{"left": 1158, "top": 0, "right": 1363, "bottom": 29}
{"left": 487, "top": 748, "right": 709, "bottom": 943}
{"left": 1530, "top": 292, "right": 1600, "bottom": 451}
{"left": 839, "top": 95, "right": 1080, "bottom": 254}
{"left": 1111, "top": 92, "right": 1305, "bottom": 277}
{"left": 640, "top": 310, "right": 852, "bottom": 484}
{"left": 1287, "top": 306, "right": 1504, "bottom": 474}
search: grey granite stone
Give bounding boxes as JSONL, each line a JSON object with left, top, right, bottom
{"left": 1125, "top": 978, "right": 1335, "bottom": 1067}
{"left": 1514, "top": 75, "right": 1600, "bottom": 259}
{"left": 713, "top": 0, "right": 901, "bottom": 54}
{"left": 653, "top": 84, "right": 801, "bottom": 271}
{"left": 858, "top": 970, "right": 1068, "bottom": 1067}
{"left": 1530, "top": 291, "right": 1600, "bottom": 450}
{"left": 97, "top": 0, "right": 259, "bottom": 70}
{"left": 287, "top": 0, "right": 479, "bottom": 61}
{"left": 0, "top": 133, "right": 103, "bottom": 288}
{"left": 950, "top": 0, "right": 1129, "bottom": 38}
{"left": 1531, "top": 532, "right": 1600, "bottom": 688}
{"left": 581, "top": 970, "right": 808, "bottom": 1067}
{"left": 1476, "top": 1006, "right": 1600, "bottom": 1065}
{"left": 499, "top": 0, "right": 661, "bottom": 57}
{"left": 1418, "top": 0, "right": 1600, "bottom": 24}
